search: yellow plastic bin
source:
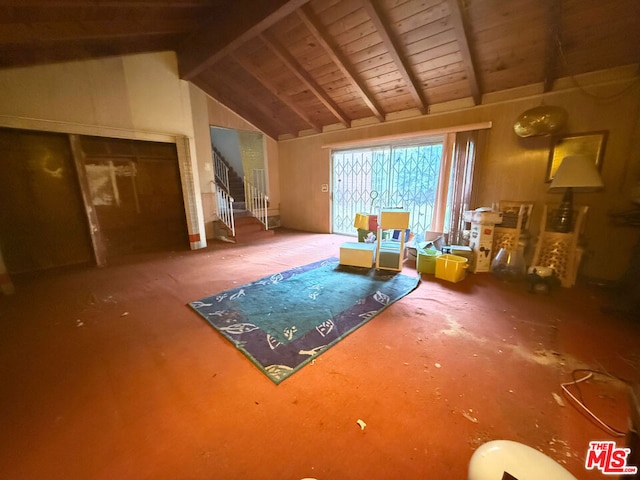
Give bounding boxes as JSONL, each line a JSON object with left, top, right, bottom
{"left": 416, "top": 249, "right": 441, "bottom": 274}
{"left": 435, "top": 254, "right": 469, "bottom": 282}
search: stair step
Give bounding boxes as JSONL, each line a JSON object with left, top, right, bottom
{"left": 213, "top": 216, "right": 273, "bottom": 245}
{"left": 234, "top": 213, "right": 260, "bottom": 222}
{"left": 234, "top": 228, "right": 275, "bottom": 244}
{"left": 233, "top": 216, "right": 272, "bottom": 242}
{"left": 235, "top": 225, "right": 267, "bottom": 236}
{"left": 235, "top": 218, "right": 267, "bottom": 232}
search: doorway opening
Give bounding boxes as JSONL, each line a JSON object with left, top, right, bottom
{"left": 332, "top": 137, "right": 444, "bottom": 236}
{"left": 331, "top": 130, "right": 480, "bottom": 244}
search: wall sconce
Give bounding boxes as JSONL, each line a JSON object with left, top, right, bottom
{"left": 547, "top": 155, "right": 604, "bottom": 232}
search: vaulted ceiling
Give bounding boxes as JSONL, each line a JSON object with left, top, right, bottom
{"left": 1, "top": 0, "right": 638, "bottom": 139}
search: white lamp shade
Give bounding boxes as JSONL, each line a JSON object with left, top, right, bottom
{"left": 548, "top": 154, "right": 604, "bottom": 192}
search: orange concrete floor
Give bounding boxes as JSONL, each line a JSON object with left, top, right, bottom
{"left": 0, "top": 230, "right": 638, "bottom": 480}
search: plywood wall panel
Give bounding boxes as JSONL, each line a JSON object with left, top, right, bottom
{"left": 278, "top": 73, "right": 640, "bottom": 281}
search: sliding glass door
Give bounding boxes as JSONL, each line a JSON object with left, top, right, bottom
{"left": 332, "top": 138, "right": 444, "bottom": 237}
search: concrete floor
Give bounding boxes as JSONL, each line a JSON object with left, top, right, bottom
{"left": 0, "top": 229, "right": 638, "bottom": 480}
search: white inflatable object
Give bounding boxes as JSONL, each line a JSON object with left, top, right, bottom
{"left": 468, "top": 440, "right": 578, "bottom": 480}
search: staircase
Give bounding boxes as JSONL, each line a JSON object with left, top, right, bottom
{"left": 224, "top": 211, "right": 274, "bottom": 244}
{"left": 213, "top": 147, "right": 243, "bottom": 198}
{"left": 213, "top": 147, "right": 274, "bottom": 244}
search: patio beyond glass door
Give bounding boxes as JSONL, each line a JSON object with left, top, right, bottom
{"left": 332, "top": 140, "right": 443, "bottom": 237}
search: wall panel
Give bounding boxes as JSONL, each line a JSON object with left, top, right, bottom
{"left": 278, "top": 70, "right": 640, "bottom": 280}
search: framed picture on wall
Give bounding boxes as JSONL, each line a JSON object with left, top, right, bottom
{"left": 546, "top": 130, "right": 608, "bottom": 182}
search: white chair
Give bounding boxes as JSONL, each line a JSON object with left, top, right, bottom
{"left": 468, "top": 440, "right": 577, "bottom": 480}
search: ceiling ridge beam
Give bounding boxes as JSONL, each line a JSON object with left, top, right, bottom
{"left": 446, "top": 0, "right": 482, "bottom": 105}
{"left": 361, "top": 0, "right": 428, "bottom": 114}
{"left": 178, "top": 0, "right": 311, "bottom": 81}
{"left": 297, "top": 4, "right": 385, "bottom": 122}
{"left": 260, "top": 32, "right": 351, "bottom": 128}
{"left": 544, "top": 0, "right": 562, "bottom": 92}
{"left": 230, "top": 52, "right": 322, "bottom": 132}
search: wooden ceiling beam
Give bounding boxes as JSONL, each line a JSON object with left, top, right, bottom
{"left": 297, "top": 4, "right": 385, "bottom": 122}
{"left": 260, "top": 32, "right": 351, "bottom": 128}
{"left": 543, "top": 0, "right": 562, "bottom": 92}
{"left": 0, "top": 37, "right": 179, "bottom": 69}
{"left": 0, "top": 1, "right": 214, "bottom": 6}
{"left": 193, "top": 76, "right": 285, "bottom": 140}
{"left": 211, "top": 68, "right": 299, "bottom": 137}
{"left": 446, "top": 0, "right": 482, "bottom": 105}
{"left": 177, "top": 0, "right": 310, "bottom": 80}
{"left": 361, "top": 0, "right": 428, "bottom": 114}
{"left": 230, "top": 52, "right": 322, "bottom": 132}
{"left": 0, "top": 20, "right": 196, "bottom": 45}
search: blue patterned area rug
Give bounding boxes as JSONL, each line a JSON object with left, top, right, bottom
{"left": 188, "top": 257, "right": 420, "bottom": 384}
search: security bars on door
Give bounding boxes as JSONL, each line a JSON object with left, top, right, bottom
{"left": 332, "top": 141, "right": 443, "bottom": 237}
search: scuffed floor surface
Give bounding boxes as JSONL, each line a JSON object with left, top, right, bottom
{"left": 0, "top": 230, "right": 638, "bottom": 480}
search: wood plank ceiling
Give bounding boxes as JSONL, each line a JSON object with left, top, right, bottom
{"left": 0, "top": 0, "right": 638, "bottom": 139}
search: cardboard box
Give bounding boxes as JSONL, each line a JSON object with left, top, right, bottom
{"left": 463, "top": 210, "right": 503, "bottom": 225}
{"left": 470, "top": 243, "right": 493, "bottom": 272}
{"left": 469, "top": 223, "right": 495, "bottom": 272}
{"left": 469, "top": 223, "right": 494, "bottom": 244}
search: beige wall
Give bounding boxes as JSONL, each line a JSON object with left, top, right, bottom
{"left": 278, "top": 67, "right": 640, "bottom": 281}
{"left": 188, "top": 84, "right": 216, "bottom": 239}
{"left": 0, "top": 49, "right": 636, "bottom": 281}
{"left": 0, "top": 51, "right": 209, "bottom": 247}
{"left": 206, "top": 97, "right": 281, "bottom": 224}
{"left": 0, "top": 52, "right": 198, "bottom": 139}
{"left": 0, "top": 51, "right": 281, "bottom": 245}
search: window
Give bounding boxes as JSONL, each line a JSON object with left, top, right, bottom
{"left": 331, "top": 130, "right": 481, "bottom": 242}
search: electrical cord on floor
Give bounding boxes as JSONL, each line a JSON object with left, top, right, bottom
{"left": 561, "top": 368, "right": 630, "bottom": 437}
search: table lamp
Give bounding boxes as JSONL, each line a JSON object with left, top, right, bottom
{"left": 548, "top": 154, "right": 604, "bottom": 232}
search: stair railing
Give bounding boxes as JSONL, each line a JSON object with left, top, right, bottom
{"left": 252, "top": 168, "right": 266, "bottom": 194}
{"left": 244, "top": 177, "right": 269, "bottom": 230}
{"left": 214, "top": 182, "right": 235, "bottom": 237}
{"left": 213, "top": 149, "right": 230, "bottom": 192}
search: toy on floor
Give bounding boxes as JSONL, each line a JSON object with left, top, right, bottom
{"left": 526, "top": 266, "right": 560, "bottom": 294}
